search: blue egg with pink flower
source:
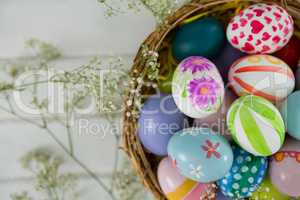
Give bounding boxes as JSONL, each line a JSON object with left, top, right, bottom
{"left": 167, "top": 127, "right": 233, "bottom": 183}
{"left": 172, "top": 56, "right": 225, "bottom": 119}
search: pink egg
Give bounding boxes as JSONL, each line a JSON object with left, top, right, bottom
{"left": 269, "top": 138, "right": 300, "bottom": 197}
{"left": 193, "top": 89, "right": 237, "bottom": 139}
{"left": 157, "top": 157, "right": 216, "bottom": 200}
{"left": 227, "top": 3, "right": 294, "bottom": 54}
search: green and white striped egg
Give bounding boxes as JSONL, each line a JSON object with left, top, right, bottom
{"left": 227, "top": 95, "right": 285, "bottom": 156}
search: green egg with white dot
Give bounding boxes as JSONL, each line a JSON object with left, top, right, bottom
{"left": 217, "top": 145, "right": 268, "bottom": 199}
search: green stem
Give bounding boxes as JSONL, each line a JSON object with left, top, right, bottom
{"left": 0, "top": 79, "right": 66, "bottom": 92}
{"left": 66, "top": 122, "right": 74, "bottom": 156}
{"left": 65, "top": 89, "right": 74, "bottom": 156}
{"left": 15, "top": 80, "right": 50, "bottom": 89}
{"left": 108, "top": 116, "right": 120, "bottom": 192}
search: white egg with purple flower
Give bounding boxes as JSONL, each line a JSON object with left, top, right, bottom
{"left": 172, "top": 56, "right": 224, "bottom": 119}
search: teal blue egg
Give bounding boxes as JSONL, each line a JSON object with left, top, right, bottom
{"left": 280, "top": 91, "right": 300, "bottom": 140}
{"left": 167, "top": 128, "right": 233, "bottom": 183}
{"left": 172, "top": 17, "right": 225, "bottom": 61}
{"left": 296, "top": 68, "right": 300, "bottom": 90}
{"left": 217, "top": 145, "right": 268, "bottom": 199}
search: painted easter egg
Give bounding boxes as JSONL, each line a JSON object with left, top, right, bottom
{"left": 296, "top": 68, "right": 300, "bottom": 90}
{"left": 138, "top": 94, "right": 188, "bottom": 156}
{"left": 274, "top": 36, "right": 300, "bottom": 70}
{"left": 227, "top": 3, "right": 294, "bottom": 54}
{"left": 167, "top": 128, "right": 233, "bottom": 183}
{"left": 194, "top": 89, "right": 237, "bottom": 139}
{"left": 270, "top": 138, "right": 300, "bottom": 197}
{"left": 217, "top": 145, "right": 268, "bottom": 199}
{"left": 172, "top": 56, "right": 225, "bottom": 119}
{"left": 229, "top": 55, "right": 295, "bottom": 102}
{"left": 216, "top": 190, "right": 231, "bottom": 200}
{"left": 250, "top": 177, "right": 289, "bottom": 200}
{"left": 227, "top": 95, "right": 285, "bottom": 156}
{"left": 172, "top": 17, "right": 225, "bottom": 61}
{"left": 280, "top": 91, "right": 300, "bottom": 140}
{"left": 157, "top": 157, "right": 217, "bottom": 200}
{"left": 212, "top": 41, "right": 246, "bottom": 83}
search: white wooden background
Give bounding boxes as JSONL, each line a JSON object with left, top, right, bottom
{"left": 0, "top": 0, "right": 156, "bottom": 199}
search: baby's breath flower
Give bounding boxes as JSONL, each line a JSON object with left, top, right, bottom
{"left": 0, "top": 82, "right": 14, "bottom": 91}
{"left": 113, "top": 159, "right": 147, "bottom": 200}
{"left": 126, "top": 111, "right": 131, "bottom": 117}
{"left": 25, "top": 38, "right": 61, "bottom": 61}
{"left": 11, "top": 192, "right": 33, "bottom": 200}
{"left": 14, "top": 149, "right": 79, "bottom": 200}
{"left": 97, "top": 0, "right": 187, "bottom": 24}
{"left": 126, "top": 100, "right": 133, "bottom": 106}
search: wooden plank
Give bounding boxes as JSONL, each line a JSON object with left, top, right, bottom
{"left": 0, "top": 176, "right": 154, "bottom": 200}
{"left": 0, "top": 177, "right": 114, "bottom": 200}
{"left": 0, "top": 0, "right": 155, "bottom": 58}
{"left": 0, "top": 117, "right": 124, "bottom": 179}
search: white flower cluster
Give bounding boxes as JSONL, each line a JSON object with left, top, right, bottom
{"left": 98, "top": 0, "right": 189, "bottom": 24}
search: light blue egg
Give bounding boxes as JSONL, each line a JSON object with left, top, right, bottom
{"left": 280, "top": 91, "right": 300, "bottom": 140}
{"left": 217, "top": 145, "right": 268, "bottom": 199}
{"left": 167, "top": 128, "right": 233, "bottom": 183}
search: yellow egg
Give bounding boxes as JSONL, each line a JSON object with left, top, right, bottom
{"left": 250, "top": 177, "right": 289, "bottom": 200}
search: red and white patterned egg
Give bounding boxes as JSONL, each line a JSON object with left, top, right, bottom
{"left": 228, "top": 55, "right": 295, "bottom": 102}
{"left": 227, "top": 3, "right": 294, "bottom": 54}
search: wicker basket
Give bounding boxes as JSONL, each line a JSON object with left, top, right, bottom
{"left": 123, "top": 0, "right": 300, "bottom": 199}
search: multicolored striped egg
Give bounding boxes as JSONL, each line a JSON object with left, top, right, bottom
{"left": 227, "top": 3, "right": 294, "bottom": 54}
{"left": 227, "top": 95, "right": 285, "bottom": 156}
{"left": 158, "top": 157, "right": 217, "bottom": 200}
{"left": 172, "top": 56, "right": 225, "bottom": 119}
{"left": 229, "top": 55, "right": 295, "bottom": 102}
{"left": 217, "top": 145, "right": 268, "bottom": 199}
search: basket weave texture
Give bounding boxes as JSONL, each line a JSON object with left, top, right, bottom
{"left": 123, "top": 0, "right": 300, "bottom": 199}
